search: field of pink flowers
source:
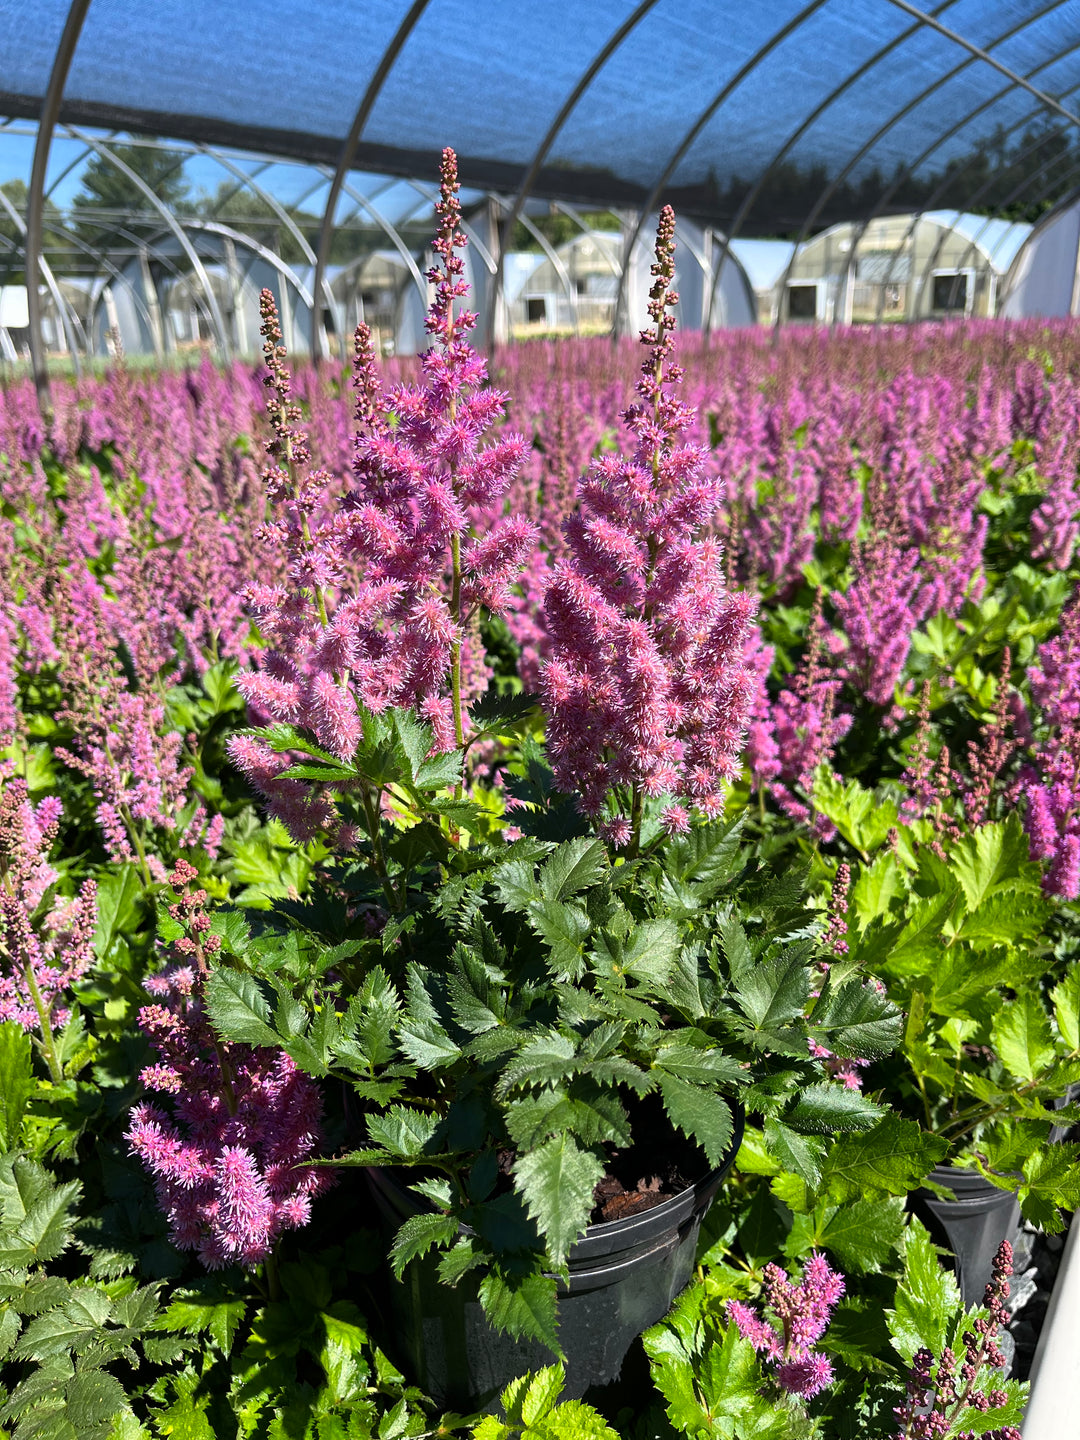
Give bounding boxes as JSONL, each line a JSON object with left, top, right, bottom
{"left": 0, "top": 168, "right": 1078, "bottom": 1438}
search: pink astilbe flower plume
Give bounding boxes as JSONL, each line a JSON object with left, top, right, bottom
{"left": 747, "top": 591, "right": 852, "bottom": 838}
{"left": 541, "top": 207, "right": 756, "bottom": 848}
{"left": 727, "top": 1252, "right": 844, "bottom": 1399}
{"left": 126, "top": 862, "right": 332, "bottom": 1270}
{"left": 1023, "top": 592, "right": 1080, "bottom": 899}
{"left": 0, "top": 774, "right": 96, "bottom": 1068}
{"left": 230, "top": 150, "right": 534, "bottom": 838}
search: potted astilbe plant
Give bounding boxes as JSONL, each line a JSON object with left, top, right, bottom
{"left": 196, "top": 151, "right": 901, "bottom": 1407}
{"left": 821, "top": 754, "right": 1080, "bottom": 1304}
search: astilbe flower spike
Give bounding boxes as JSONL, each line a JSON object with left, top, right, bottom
{"left": 749, "top": 589, "right": 852, "bottom": 839}
{"left": 126, "top": 862, "right": 332, "bottom": 1270}
{"left": 48, "top": 565, "right": 202, "bottom": 875}
{"left": 230, "top": 150, "right": 534, "bottom": 839}
{"left": 727, "top": 1252, "right": 844, "bottom": 1399}
{"left": 541, "top": 206, "right": 757, "bottom": 848}
{"left": 1023, "top": 593, "right": 1080, "bottom": 898}
{"left": 0, "top": 773, "right": 96, "bottom": 1082}
{"left": 962, "top": 648, "right": 1014, "bottom": 829}
{"left": 893, "top": 1240, "right": 1018, "bottom": 1439}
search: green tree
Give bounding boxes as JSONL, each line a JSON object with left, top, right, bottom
{"left": 70, "top": 140, "right": 190, "bottom": 248}
{"left": 0, "top": 178, "right": 74, "bottom": 284}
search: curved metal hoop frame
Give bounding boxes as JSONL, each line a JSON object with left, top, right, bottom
{"left": 771, "top": 0, "right": 1073, "bottom": 330}
{"left": 14, "top": 0, "right": 1080, "bottom": 372}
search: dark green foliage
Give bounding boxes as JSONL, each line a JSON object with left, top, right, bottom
{"left": 208, "top": 819, "right": 900, "bottom": 1347}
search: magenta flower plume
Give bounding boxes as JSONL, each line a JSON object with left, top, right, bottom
{"left": 49, "top": 565, "right": 195, "bottom": 869}
{"left": 728, "top": 1252, "right": 843, "bottom": 1399}
{"left": 230, "top": 150, "right": 534, "bottom": 837}
{"left": 0, "top": 774, "right": 96, "bottom": 1040}
{"left": 1023, "top": 593, "right": 1080, "bottom": 899}
{"left": 747, "top": 593, "right": 851, "bottom": 837}
{"left": 126, "top": 862, "right": 331, "bottom": 1269}
{"left": 540, "top": 206, "right": 757, "bottom": 846}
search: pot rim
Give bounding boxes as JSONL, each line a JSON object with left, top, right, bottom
{"left": 367, "top": 1102, "right": 746, "bottom": 1246}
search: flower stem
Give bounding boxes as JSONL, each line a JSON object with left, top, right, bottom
{"left": 25, "top": 962, "right": 63, "bottom": 1084}
{"left": 629, "top": 784, "right": 644, "bottom": 858}
{"left": 264, "top": 1247, "right": 282, "bottom": 1302}
{"left": 360, "top": 784, "right": 399, "bottom": 912}
{"left": 450, "top": 530, "right": 465, "bottom": 798}
{"left": 122, "top": 809, "right": 153, "bottom": 888}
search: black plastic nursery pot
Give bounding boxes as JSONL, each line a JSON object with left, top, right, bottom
{"left": 911, "top": 1164, "right": 1021, "bottom": 1309}
{"left": 366, "top": 1106, "right": 745, "bottom": 1410}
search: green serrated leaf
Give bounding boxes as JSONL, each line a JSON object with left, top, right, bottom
{"left": 850, "top": 854, "right": 903, "bottom": 930}
{"left": 389, "top": 1212, "right": 459, "bottom": 1279}
{"left": 809, "top": 978, "right": 902, "bottom": 1060}
{"left": 887, "top": 1219, "right": 962, "bottom": 1363}
{"left": 203, "top": 968, "right": 277, "bottom": 1047}
{"left": 539, "top": 839, "right": 607, "bottom": 903}
{"left": 366, "top": 1106, "right": 441, "bottom": 1158}
{"left": 657, "top": 1074, "right": 733, "bottom": 1169}
{"left": 991, "top": 992, "right": 1056, "bottom": 1083}
{"left": 528, "top": 897, "right": 591, "bottom": 977}
{"left": 438, "top": 1238, "right": 484, "bottom": 1287}
{"left": 0, "top": 1021, "right": 33, "bottom": 1152}
{"left": 1054, "top": 966, "right": 1080, "bottom": 1054}
{"left": 497, "top": 1033, "right": 578, "bottom": 1097}
{"left": 64, "top": 1369, "right": 128, "bottom": 1433}
{"left": 819, "top": 1196, "right": 906, "bottom": 1272}
{"left": 733, "top": 946, "right": 810, "bottom": 1032}
{"left": 93, "top": 866, "right": 142, "bottom": 961}
{"left": 653, "top": 1042, "right": 744, "bottom": 1086}
{"left": 478, "top": 1269, "right": 561, "bottom": 1355}
{"left": 513, "top": 1132, "right": 603, "bottom": 1269}
{"left": 520, "top": 1363, "right": 565, "bottom": 1426}
{"left": 823, "top": 1116, "right": 948, "bottom": 1203}
{"left": 763, "top": 1118, "right": 826, "bottom": 1187}
{"left": 952, "top": 817, "right": 1034, "bottom": 912}
{"left": 13, "top": 1287, "right": 112, "bottom": 1361}
{"left": 784, "top": 1083, "right": 885, "bottom": 1135}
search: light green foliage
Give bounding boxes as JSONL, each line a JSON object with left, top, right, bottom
{"left": 146, "top": 1257, "right": 447, "bottom": 1439}
{"left": 643, "top": 1288, "right": 794, "bottom": 1439}
{"left": 883, "top": 1221, "right": 1028, "bottom": 1434}
{"left": 837, "top": 812, "right": 1080, "bottom": 1230}
{"left": 471, "top": 1366, "right": 619, "bottom": 1440}
{"left": 0, "top": 1023, "right": 34, "bottom": 1154}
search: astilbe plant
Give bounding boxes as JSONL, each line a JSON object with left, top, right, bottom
{"left": 746, "top": 591, "right": 852, "bottom": 839}
{"left": 230, "top": 148, "right": 535, "bottom": 846}
{"left": 727, "top": 1251, "right": 844, "bottom": 1399}
{"left": 0, "top": 772, "right": 96, "bottom": 1082}
{"left": 541, "top": 206, "right": 756, "bottom": 850}
{"left": 48, "top": 564, "right": 220, "bottom": 880}
{"left": 1021, "top": 592, "right": 1080, "bottom": 899}
{"left": 893, "top": 1241, "right": 1018, "bottom": 1440}
{"left": 126, "top": 862, "right": 331, "bottom": 1273}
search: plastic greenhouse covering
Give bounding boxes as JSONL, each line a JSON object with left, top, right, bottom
{"left": 6, "top": 0, "right": 1080, "bottom": 230}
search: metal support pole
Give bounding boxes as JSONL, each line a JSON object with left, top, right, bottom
{"left": 485, "top": 0, "right": 660, "bottom": 346}
{"left": 136, "top": 244, "right": 164, "bottom": 357}
{"left": 771, "top": 0, "right": 1074, "bottom": 333}
{"left": 612, "top": 0, "right": 829, "bottom": 337}
{"left": 312, "top": 0, "right": 430, "bottom": 360}
{"left": 65, "top": 126, "right": 233, "bottom": 359}
{"left": 27, "top": 0, "right": 93, "bottom": 414}
{"left": 0, "top": 184, "right": 82, "bottom": 371}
